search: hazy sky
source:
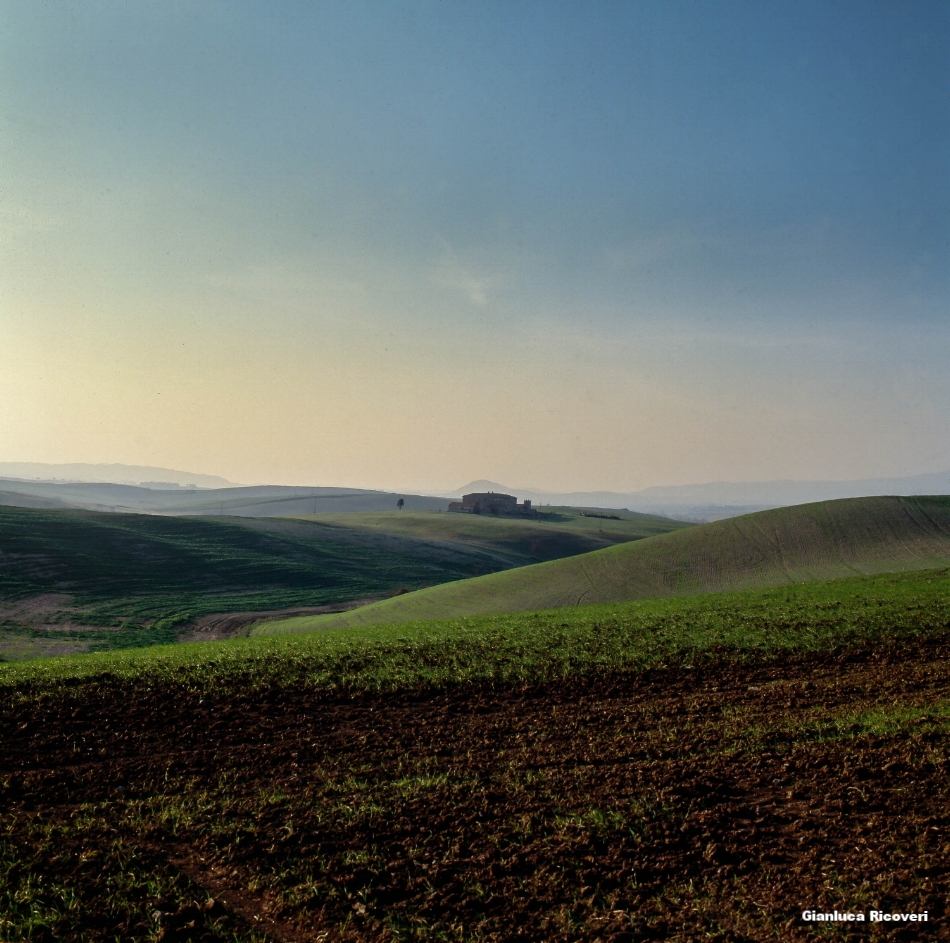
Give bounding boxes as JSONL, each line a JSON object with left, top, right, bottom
{"left": 2, "top": 1, "right": 948, "bottom": 491}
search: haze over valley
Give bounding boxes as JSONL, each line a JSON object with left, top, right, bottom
{"left": 2, "top": 462, "right": 949, "bottom": 523}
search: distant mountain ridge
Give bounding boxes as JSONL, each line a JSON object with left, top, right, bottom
{"left": 0, "top": 462, "right": 235, "bottom": 488}
{"left": 450, "top": 472, "right": 950, "bottom": 520}
{"left": 4, "top": 465, "right": 949, "bottom": 522}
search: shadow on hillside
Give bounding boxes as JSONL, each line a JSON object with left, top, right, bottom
{"left": 536, "top": 511, "right": 572, "bottom": 523}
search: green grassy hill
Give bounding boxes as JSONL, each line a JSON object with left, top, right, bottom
{"left": 260, "top": 495, "right": 950, "bottom": 635}
{"left": 0, "top": 505, "right": 686, "bottom": 660}
{"left": 298, "top": 506, "right": 690, "bottom": 564}
{"left": 0, "top": 507, "right": 513, "bottom": 658}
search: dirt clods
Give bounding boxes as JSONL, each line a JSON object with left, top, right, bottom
{"left": 2, "top": 638, "right": 949, "bottom": 940}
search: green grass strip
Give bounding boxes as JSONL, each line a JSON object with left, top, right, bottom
{"left": 2, "top": 568, "right": 948, "bottom": 696}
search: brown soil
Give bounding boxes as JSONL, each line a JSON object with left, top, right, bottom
{"left": 2, "top": 640, "right": 949, "bottom": 941}
{"left": 176, "top": 599, "right": 380, "bottom": 642}
{"left": 0, "top": 593, "right": 78, "bottom": 626}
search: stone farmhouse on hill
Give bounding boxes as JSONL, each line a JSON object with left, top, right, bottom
{"left": 447, "top": 492, "right": 536, "bottom": 517}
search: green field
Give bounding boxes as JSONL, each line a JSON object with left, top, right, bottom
{"left": 0, "top": 507, "right": 508, "bottom": 660}
{"left": 0, "top": 505, "right": 686, "bottom": 661}
{"left": 296, "top": 506, "right": 690, "bottom": 563}
{"left": 264, "top": 495, "right": 950, "bottom": 635}
{"left": 4, "top": 566, "right": 947, "bottom": 692}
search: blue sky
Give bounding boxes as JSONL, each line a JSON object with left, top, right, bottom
{"left": 1, "top": 1, "right": 947, "bottom": 490}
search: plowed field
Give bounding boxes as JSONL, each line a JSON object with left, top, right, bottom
{"left": 3, "top": 637, "right": 949, "bottom": 941}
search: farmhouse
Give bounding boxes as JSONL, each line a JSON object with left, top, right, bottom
{"left": 448, "top": 492, "right": 535, "bottom": 517}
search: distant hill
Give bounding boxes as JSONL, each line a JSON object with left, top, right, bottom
{"left": 302, "top": 507, "right": 691, "bottom": 565}
{"left": 263, "top": 496, "right": 950, "bottom": 633}
{"left": 0, "top": 506, "right": 512, "bottom": 659}
{"left": 0, "top": 462, "right": 236, "bottom": 488}
{"left": 0, "top": 480, "right": 451, "bottom": 517}
{"left": 6, "top": 465, "right": 947, "bottom": 522}
{"left": 449, "top": 472, "right": 950, "bottom": 522}
{"left": 0, "top": 507, "right": 505, "bottom": 605}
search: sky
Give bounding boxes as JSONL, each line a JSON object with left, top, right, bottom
{"left": 1, "top": 1, "right": 948, "bottom": 492}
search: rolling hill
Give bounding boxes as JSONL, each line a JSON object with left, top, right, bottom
{"left": 0, "top": 479, "right": 451, "bottom": 516}
{"left": 297, "top": 507, "right": 690, "bottom": 564}
{"left": 0, "top": 507, "right": 508, "bottom": 659}
{"left": 450, "top": 471, "right": 950, "bottom": 521}
{"left": 259, "top": 495, "right": 950, "bottom": 634}
{"left": 0, "top": 505, "right": 686, "bottom": 659}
